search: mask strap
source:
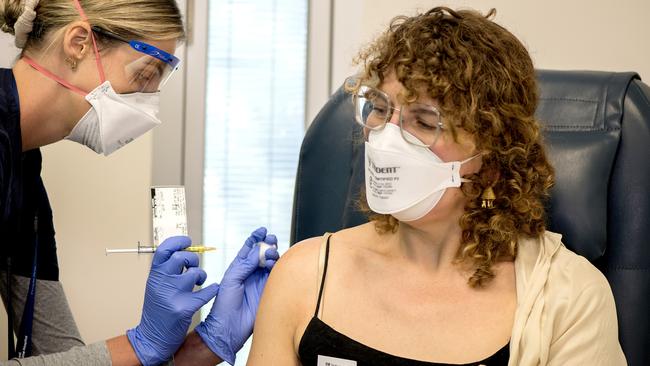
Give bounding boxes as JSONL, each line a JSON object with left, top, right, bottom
{"left": 22, "top": 56, "right": 88, "bottom": 96}
{"left": 71, "top": 0, "right": 106, "bottom": 84}
{"left": 460, "top": 153, "right": 482, "bottom": 165}
{"left": 459, "top": 153, "right": 483, "bottom": 184}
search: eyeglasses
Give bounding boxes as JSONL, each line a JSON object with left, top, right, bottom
{"left": 91, "top": 26, "right": 181, "bottom": 93}
{"left": 350, "top": 82, "right": 448, "bottom": 147}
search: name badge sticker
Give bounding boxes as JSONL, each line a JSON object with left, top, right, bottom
{"left": 317, "top": 355, "right": 357, "bottom": 366}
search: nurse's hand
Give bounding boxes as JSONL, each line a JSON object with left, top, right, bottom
{"left": 127, "top": 236, "right": 219, "bottom": 366}
{"left": 194, "top": 227, "right": 279, "bottom": 365}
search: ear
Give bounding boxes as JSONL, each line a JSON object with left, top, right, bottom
{"left": 62, "top": 21, "right": 93, "bottom": 62}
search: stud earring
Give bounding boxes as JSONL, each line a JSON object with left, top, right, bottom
{"left": 65, "top": 57, "right": 78, "bottom": 71}
{"left": 481, "top": 185, "right": 496, "bottom": 209}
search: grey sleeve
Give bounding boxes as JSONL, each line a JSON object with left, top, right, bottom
{"left": 0, "top": 342, "right": 111, "bottom": 366}
{"left": 0, "top": 274, "right": 112, "bottom": 364}
{"left": 0, "top": 274, "right": 84, "bottom": 355}
{"left": 0, "top": 275, "right": 178, "bottom": 365}
{"left": 0, "top": 344, "right": 179, "bottom": 366}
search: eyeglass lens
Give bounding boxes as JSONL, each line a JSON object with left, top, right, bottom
{"left": 355, "top": 86, "right": 442, "bottom": 146}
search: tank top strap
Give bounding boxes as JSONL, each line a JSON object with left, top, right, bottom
{"left": 314, "top": 232, "right": 333, "bottom": 318}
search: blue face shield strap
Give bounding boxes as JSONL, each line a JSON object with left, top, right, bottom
{"left": 91, "top": 26, "right": 180, "bottom": 68}
{"left": 129, "top": 40, "right": 181, "bottom": 69}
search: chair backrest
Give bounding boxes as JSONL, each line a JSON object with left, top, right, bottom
{"left": 290, "top": 70, "right": 650, "bottom": 365}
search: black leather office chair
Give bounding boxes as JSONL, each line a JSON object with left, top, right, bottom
{"left": 290, "top": 70, "right": 650, "bottom": 365}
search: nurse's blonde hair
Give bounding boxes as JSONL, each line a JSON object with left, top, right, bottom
{"left": 1, "top": 0, "right": 184, "bottom": 52}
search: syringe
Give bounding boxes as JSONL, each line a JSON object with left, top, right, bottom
{"left": 106, "top": 242, "right": 275, "bottom": 268}
{"left": 105, "top": 242, "right": 216, "bottom": 255}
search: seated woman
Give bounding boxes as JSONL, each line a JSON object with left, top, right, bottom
{"left": 247, "top": 7, "right": 626, "bottom": 366}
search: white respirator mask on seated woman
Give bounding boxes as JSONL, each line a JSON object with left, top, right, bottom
{"left": 364, "top": 123, "right": 479, "bottom": 222}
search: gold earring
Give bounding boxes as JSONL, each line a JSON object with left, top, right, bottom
{"left": 481, "top": 185, "right": 496, "bottom": 209}
{"left": 65, "top": 57, "right": 78, "bottom": 71}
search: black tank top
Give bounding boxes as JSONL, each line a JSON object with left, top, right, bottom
{"left": 298, "top": 235, "right": 510, "bottom": 366}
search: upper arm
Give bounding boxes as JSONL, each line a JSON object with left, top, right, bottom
{"left": 546, "top": 259, "right": 627, "bottom": 366}
{"left": 247, "top": 237, "right": 322, "bottom": 366}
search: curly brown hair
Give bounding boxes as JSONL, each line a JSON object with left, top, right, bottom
{"left": 350, "top": 7, "right": 555, "bottom": 287}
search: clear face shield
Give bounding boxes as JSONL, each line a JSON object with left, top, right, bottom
{"left": 91, "top": 26, "right": 181, "bottom": 93}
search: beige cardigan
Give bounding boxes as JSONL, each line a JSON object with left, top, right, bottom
{"left": 509, "top": 231, "right": 627, "bottom": 365}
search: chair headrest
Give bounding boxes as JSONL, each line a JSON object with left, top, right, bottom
{"left": 535, "top": 69, "right": 638, "bottom": 260}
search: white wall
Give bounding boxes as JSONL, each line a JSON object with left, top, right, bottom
{"left": 331, "top": 0, "right": 650, "bottom": 90}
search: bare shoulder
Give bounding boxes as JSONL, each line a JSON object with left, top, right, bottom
{"left": 265, "top": 223, "right": 379, "bottom": 308}
{"left": 335, "top": 222, "right": 375, "bottom": 237}
{"left": 250, "top": 235, "right": 329, "bottom": 362}
{"left": 260, "top": 235, "right": 331, "bottom": 320}
{"left": 274, "top": 236, "right": 324, "bottom": 282}
{"left": 328, "top": 222, "right": 381, "bottom": 250}
{"left": 329, "top": 222, "right": 394, "bottom": 267}
{"left": 283, "top": 235, "right": 324, "bottom": 259}
{"left": 266, "top": 223, "right": 376, "bottom": 298}
{"left": 281, "top": 222, "right": 378, "bottom": 262}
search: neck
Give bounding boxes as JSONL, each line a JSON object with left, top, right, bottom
{"left": 13, "top": 58, "right": 84, "bottom": 151}
{"left": 390, "top": 204, "right": 469, "bottom": 273}
{"left": 396, "top": 220, "right": 462, "bottom": 271}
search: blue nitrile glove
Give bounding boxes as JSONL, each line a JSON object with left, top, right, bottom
{"left": 127, "top": 236, "right": 219, "bottom": 366}
{"left": 195, "top": 227, "right": 280, "bottom": 365}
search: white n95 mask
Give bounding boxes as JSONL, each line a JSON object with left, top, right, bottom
{"left": 365, "top": 123, "right": 478, "bottom": 222}
{"left": 66, "top": 81, "right": 162, "bottom": 156}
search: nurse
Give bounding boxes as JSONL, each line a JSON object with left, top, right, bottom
{"left": 0, "top": 0, "right": 277, "bottom": 365}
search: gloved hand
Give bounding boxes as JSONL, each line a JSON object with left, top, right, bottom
{"left": 127, "top": 236, "right": 219, "bottom": 366}
{"left": 195, "top": 227, "right": 279, "bottom": 365}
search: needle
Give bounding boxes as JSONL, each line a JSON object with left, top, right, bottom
{"left": 105, "top": 245, "right": 216, "bottom": 255}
